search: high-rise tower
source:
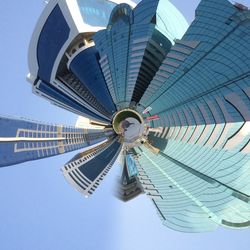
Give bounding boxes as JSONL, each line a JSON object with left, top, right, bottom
{"left": 0, "top": 115, "right": 113, "bottom": 167}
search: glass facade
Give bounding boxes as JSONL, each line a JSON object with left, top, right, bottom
{"left": 133, "top": 0, "right": 250, "bottom": 232}
{"left": 36, "top": 81, "right": 110, "bottom": 123}
{"left": 125, "top": 154, "right": 138, "bottom": 178}
{"left": 37, "top": 4, "right": 70, "bottom": 82}
{"left": 77, "top": 0, "right": 116, "bottom": 27}
{"left": 62, "top": 138, "right": 121, "bottom": 197}
{"left": 69, "top": 46, "right": 116, "bottom": 114}
{"left": 0, "top": 116, "right": 111, "bottom": 167}
{"left": 94, "top": 0, "right": 188, "bottom": 108}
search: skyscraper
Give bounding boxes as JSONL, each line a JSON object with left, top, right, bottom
{"left": 0, "top": 115, "right": 114, "bottom": 167}
{"left": 1, "top": 0, "right": 250, "bottom": 232}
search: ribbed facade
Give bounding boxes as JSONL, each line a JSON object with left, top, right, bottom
{"left": 133, "top": 0, "right": 250, "bottom": 232}
{"left": 94, "top": 0, "right": 188, "bottom": 109}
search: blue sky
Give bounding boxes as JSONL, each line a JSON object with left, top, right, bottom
{"left": 0, "top": 1, "right": 250, "bottom": 250}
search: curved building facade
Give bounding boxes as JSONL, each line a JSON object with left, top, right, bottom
{"left": 0, "top": 0, "right": 250, "bottom": 233}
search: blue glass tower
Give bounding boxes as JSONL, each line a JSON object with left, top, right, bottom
{"left": 0, "top": 115, "right": 113, "bottom": 167}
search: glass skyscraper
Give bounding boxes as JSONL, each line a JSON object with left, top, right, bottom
{"left": 1, "top": 0, "right": 250, "bottom": 232}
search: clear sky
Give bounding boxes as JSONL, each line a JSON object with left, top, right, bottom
{"left": 0, "top": 1, "right": 250, "bottom": 250}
